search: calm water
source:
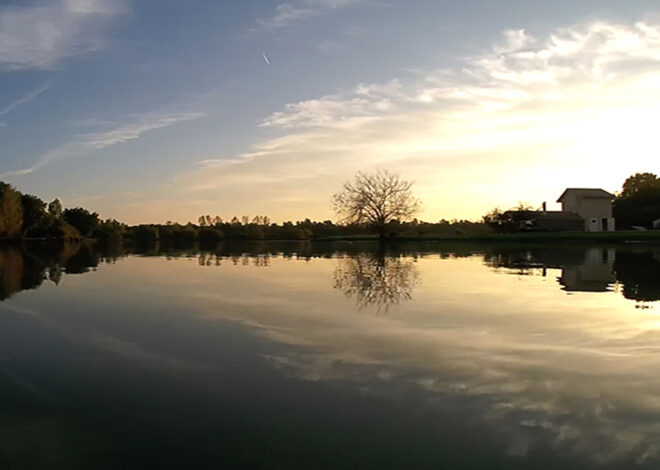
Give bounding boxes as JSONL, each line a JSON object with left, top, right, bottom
{"left": 1, "top": 241, "right": 659, "bottom": 469}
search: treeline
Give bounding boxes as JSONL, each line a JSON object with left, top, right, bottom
{"left": 130, "top": 216, "right": 488, "bottom": 243}
{"left": 0, "top": 182, "right": 125, "bottom": 241}
{"left": 1, "top": 181, "right": 487, "bottom": 242}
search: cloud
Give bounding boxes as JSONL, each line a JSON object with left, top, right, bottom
{"left": 176, "top": 20, "right": 660, "bottom": 222}
{"left": 0, "top": 0, "right": 127, "bottom": 71}
{"left": 317, "top": 39, "right": 341, "bottom": 52}
{"left": 0, "top": 111, "right": 204, "bottom": 178}
{"left": 257, "top": 0, "right": 360, "bottom": 31}
{"left": 0, "top": 84, "right": 50, "bottom": 117}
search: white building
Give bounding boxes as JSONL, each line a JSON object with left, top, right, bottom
{"left": 557, "top": 188, "right": 616, "bottom": 232}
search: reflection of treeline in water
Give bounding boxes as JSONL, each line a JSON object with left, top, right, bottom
{"left": 132, "top": 240, "right": 497, "bottom": 260}
{"left": 2, "top": 241, "right": 660, "bottom": 304}
{"left": 0, "top": 243, "right": 122, "bottom": 300}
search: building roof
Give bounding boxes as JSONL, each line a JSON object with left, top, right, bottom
{"left": 556, "top": 188, "right": 615, "bottom": 203}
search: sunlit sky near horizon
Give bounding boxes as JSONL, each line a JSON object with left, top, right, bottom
{"left": 1, "top": 0, "right": 659, "bottom": 224}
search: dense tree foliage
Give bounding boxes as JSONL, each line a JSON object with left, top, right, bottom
{"left": 0, "top": 183, "right": 78, "bottom": 240}
{"left": 63, "top": 208, "right": 100, "bottom": 237}
{"left": 0, "top": 183, "right": 23, "bottom": 239}
{"left": 48, "top": 198, "right": 63, "bottom": 218}
{"left": 482, "top": 203, "right": 536, "bottom": 233}
{"left": 0, "top": 181, "right": 132, "bottom": 241}
{"left": 20, "top": 194, "right": 47, "bottom": 234}
{"left": 614, "top": 173, "right": 660, "bottom": 229}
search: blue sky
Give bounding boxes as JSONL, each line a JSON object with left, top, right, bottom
{"left": 1, "top": 0, "right": 659, "bottom": 223}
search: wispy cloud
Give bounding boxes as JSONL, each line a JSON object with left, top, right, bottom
{"left": 1, "top": 111, "right": 204, "bottom": 178}
{"left": 0, "top": 0, "right": 127, "bottom": 71}
{"left": 177, "top": 20, "right": 660, "bottom": 221}
{"left": 0, "top": 84, "right": 50, "bottom": 117}
{"left": 257, "top": 0, "right": 361, "bottom": 31}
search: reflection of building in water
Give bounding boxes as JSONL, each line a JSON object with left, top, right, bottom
{"left": 559, "top": 248, "right": 615, "bottom": 292}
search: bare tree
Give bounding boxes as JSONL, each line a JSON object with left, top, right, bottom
{"left": 332, "top": 170, "right": 421, "bottom": 239}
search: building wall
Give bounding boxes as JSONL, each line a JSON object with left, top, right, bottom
{"left": 561, "top": 196, "right": 614, "bottom": 232}
{"left": 561, "top": 194, "right": 579, "bottom": 213}
{"left": 578, "top": 198, "right": 613, "bottom": 218}
{"left": 584, "top": 217, "right": 616, "bottom": 232}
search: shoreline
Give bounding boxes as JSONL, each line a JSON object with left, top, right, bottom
{"left": 2, "top": 230, "right": 660, "bottom": 245}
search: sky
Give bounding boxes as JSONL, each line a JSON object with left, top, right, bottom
{"left": 1, "top": 0, "right": 659, "bottom": 224}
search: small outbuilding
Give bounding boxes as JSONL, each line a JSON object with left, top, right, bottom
{"left": 503, "top": 210, "right": 585, "bottom": 232}
{"left": 556, "top": 188, "right": 615, "bottom": 232}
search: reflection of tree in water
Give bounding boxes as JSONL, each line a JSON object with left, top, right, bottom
{"left": 615, "top": 250, "right": 660, "bottom": 303}
{"left": 0, "top": 248, "right": 23, "bottom": 301}
{"left": 0, "top": 242, "right": 123, "bottom": 301}
{"left": 333, "top": 253, "right": 420, "bottom": 313}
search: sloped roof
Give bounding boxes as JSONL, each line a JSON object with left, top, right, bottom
{"left": 556, "top": 188, "right": 615, "bottom": 202}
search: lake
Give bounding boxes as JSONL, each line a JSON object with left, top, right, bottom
{"left": 0, "top": 241, "right": 659, "bottom": 469}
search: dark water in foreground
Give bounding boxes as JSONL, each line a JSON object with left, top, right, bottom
{"left": 1, "top": 241, "right": 660, "bottom": 469}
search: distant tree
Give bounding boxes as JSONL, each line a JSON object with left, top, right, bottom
{"left": 614, "top": 172, "right": 660, "bottom": 228}
{"left": 93, "top": 219, "right": 126, "bottom": 242}
{"left": 63, "top": 207, "right": 100, "bottom": 237}
{"left": 483, "top": 207, "right": 509, "bottom": 233}
{"left": 25, "top": 216, "right": 80, "bottom": 240}
{"left": 0, "top": 183, "right": 23, "bottom": 239}
{"left": 133, "top": 225, "right": 159, "bottom": 242}
{"left": 48, "top": 199, "right": 63, "bottom": 218}
{"left": 20, "top": 193, "right": 46, "bottom": 235}
{"left": 483, "top": 203, "right": 535, "bottom": 233}
{"left": 332, "top": 170, "right": 421, "bottom": 239}
{"left": 198, "top": 215, "right": 208, "bottom": 227}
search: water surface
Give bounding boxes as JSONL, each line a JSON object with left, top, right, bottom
{"left": 1, "top": 241, "right": 659, "bottom": 469}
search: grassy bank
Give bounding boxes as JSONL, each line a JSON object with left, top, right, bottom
{"left": 316, "top": 231, "right": 660, "bottom": 243}
{"left": 4, "top": 230, "right": 660, "bottom": 245}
